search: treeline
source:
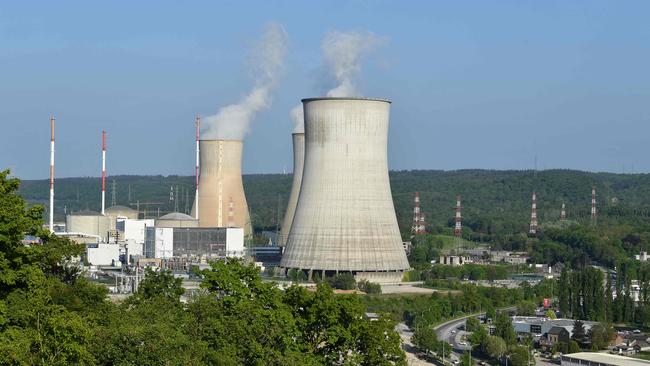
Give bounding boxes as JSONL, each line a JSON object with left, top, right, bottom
{"left": 0, "top": 170, "right": 405, "bottom": 365}
{"left": 557, "top": 263, "right": 650, "bottom": 325}
{"left": 19, "top": 169, "right": 650, "bottom": 234}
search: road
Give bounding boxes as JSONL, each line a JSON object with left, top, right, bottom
{"left": 433, "top": 307, "right": 516, "bottom": 363}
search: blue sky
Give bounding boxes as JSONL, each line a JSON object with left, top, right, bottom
{"left": 1, "top": 1, "right": 649, "bottom": 179}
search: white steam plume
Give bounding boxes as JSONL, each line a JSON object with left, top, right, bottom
{"left": 203, "top": 23, "right": 288, "bottom": 140}
{"left": 290, "top": 30, "right": 383, "bottom": 133}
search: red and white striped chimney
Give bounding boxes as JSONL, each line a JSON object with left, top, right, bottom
{"left": 49, "top": 117, "right": 55, "bottom": 233}
{"left": 101, "top": 130, "right": 106, "bottom": 215}
{"left": 560, "top": 203, "right": 566, "bottom": 220}
{"left": 195, "top": 116, "right": 200, "bottom": 220}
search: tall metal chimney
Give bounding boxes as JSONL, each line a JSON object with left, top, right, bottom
{"left": 281, "top": 98, "right": 410, "bottom": 283}
{"left": 191, "top": 140, "right": 252, "bottom": 235}
{"left": 195, "top": 116, "right": 200, "bottom": 220}
{"left": 101, "top": 130, "right": 106, "bottom": 215}
{"left": 49, "top": 116, "right": 55, "bottom": 233}
{"left": 591, "top": 186, "right": 597, "bottom": 225}
{"left": 278, "top": 133, "right": 304, "bottom": 246}
{"left": 560, "top": 203, "right": 566, "bottom": 220}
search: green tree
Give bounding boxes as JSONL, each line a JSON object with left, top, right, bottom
{"left": 485, "top": 335, "right": 507, "bottom": 359}
{"left": 469, "top": 325, "right": 488, "bottom": 354}
{"left": 587, "top": 323, "right": 611, "bottom": 350}
{"left": 132, "top": 268, "right": 184, "bottom": 303}
{"left": 412, "top": 326, "right": 438, "bottom": 355}
{"left": 460, "top": 350, "right": 475, "bottom": 366}
{"left": 571, "top": 320, "right": 587, "bottom": 345}
{"left": 545, "top": 309, "right": 557, "bottom": 319}
{"left": 508, "top": 345, "right": 531, "bottom": 366}
{"left": 558, "top": 267, "right": 570, "bottom": 317}
{"left": 494, "top": 311, "right": 516, "bottom": 345}
{"left": 327, "top": 272, "right": 356, "bottom": 290}
{"left": 517, "top": 300, "right": 536, "bottom": 316}
{"left": 465, "top": 316, "right": 481, "bottom": 332}
{"left": 568, "top": 340, "right": 581, "bottom": 354}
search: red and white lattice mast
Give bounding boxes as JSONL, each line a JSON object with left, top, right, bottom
{"left": 529, "top": 191, "right": 538, "bottom": 235}
{"left": 411, "top": 192, "right": 426, "bottom": 234}
{"left": 560, "top": 203, "right": 566, "bottom": 220}
{"left": 454, "top": 195, "right": 462, "bottom": 238}
{"left": 101, "top": 130, "right": 106, "bottom": 215}
{"left": 591, "top": 186, "right": 597, "bottom": 225}
{"left": 195, "top": 116, "right": 200, "bottom": 220}
{"left": 49, "top": 116, "right": 55, "bottom": 233}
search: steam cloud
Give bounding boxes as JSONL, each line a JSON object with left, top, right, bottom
{"left": 291, "top": 30, "right": 384, "bottom": 133}
{"left": 203, "top": 23, "right": 288, "bottom": 140}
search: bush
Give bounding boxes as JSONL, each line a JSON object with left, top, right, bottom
{"left": 327, "top": 273, "right": 356, "bottom": 290}
{"left": 358, "top": 280, "right": 382, "bottom": 294}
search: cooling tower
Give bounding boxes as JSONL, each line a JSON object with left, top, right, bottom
{"left": 280, "top": 98, "right": 410, "bottom": 283}
{"left": 191, "top": 140, "right": 252, "bottom": 236}
{"left": 278, "top": 133, "right": 304, "bottom": 247}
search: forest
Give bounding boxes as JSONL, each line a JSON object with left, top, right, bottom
{"left": 18, "top": 169, "right": 650, "bottom": 270}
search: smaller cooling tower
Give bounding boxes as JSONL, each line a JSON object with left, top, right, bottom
{"left": 278, "top": 133, "right": 304, "bottom": 246}
{"left": 191, "top": 140, "right": 252, "bottom": 236}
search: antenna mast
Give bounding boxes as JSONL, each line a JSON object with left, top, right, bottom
{"left": 591, "top": 186, "right": 597, "bottom": 225}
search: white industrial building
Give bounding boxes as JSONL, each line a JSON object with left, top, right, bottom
{"left": 86, "top": 243, "right": 120, "bottom": 266}
{"left": 144, "top": 227, "right": 244, "bottom": 260}
{"left": 511, "top": 316, "right": 597, "bottom": 338}
{"left": 561, "top": 352, "right": 650, "bottom": 366}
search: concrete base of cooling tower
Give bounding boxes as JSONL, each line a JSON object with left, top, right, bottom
{"left": 281, "top": 268, "right": 406, "bottom": 284}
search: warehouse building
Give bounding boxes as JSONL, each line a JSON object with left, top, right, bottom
{"left": 561, "top": 352, "right": 650, "bottom": 366}
{"left": 144, "top": 227, "right": 244, "bottom": 260}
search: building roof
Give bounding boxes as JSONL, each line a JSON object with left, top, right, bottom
{"left": 69, "top": 210, "right": 103, "bottom": 216}
{"left": 562, "top": 352, "right": 650, "bottom": 366}
{"left": 105, "top": 205, "right": 137, "bottom": 213}
{"left": 548, "top": 326, "right": 568, "bottom": 335}
{"left": 157, "top": 212, "right": 197, "bottom": 221}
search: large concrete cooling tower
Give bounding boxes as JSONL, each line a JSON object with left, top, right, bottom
{"left": 278, "top": 133, "right": 304, "bottom": 247}
{"left": 280, "top": 98, "right": 410, "bottom": 283}
{"left": 191, "top": 140, "right": 252, "bottom": 236}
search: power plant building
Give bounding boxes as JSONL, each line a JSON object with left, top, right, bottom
{"left": 144, "top": 227, "right": 244, "bottom": 259}
{"left": 191, "top": 140, "right": 252, "bottom": 236}
{"left": 280, "top": 98, "right": 410, "bottom": 283}
{"left": 278, "top": 133, "right": 304, "bottom": 246}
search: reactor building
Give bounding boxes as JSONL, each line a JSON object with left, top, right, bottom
{"left": 278, "top": 132, "right": 304, "bottom": 246}
{"left": 280, "top": 97, "right": 410, "bottom": 283}
{"left": 191, "top": 140, "right": 252, "bottom": 236}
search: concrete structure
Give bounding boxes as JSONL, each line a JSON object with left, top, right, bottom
{"left": 280, "top": 98, "right": 410, "bottom": 283}
{"left": 155, "top": 212, "right": 199, "bottom": 228}
{"left": 439, "top": 255, "right": 468, "bottom": 266}
{"left": 145, "top": 227, "right": 244, "bottom": 259}
{"left": 635, "top": 251, "right": 648, "bottom": 262}
{"left": 190, "top": 140, "right": 252, "bottom": 236}
{"left": 86, "top": 243, "right": 120, "bottom": 266}
{"left": 122, "top": 219, "right": 154, "bottom": 257}
{"left": 66, "top": 211, "right": 112, "bottom": 242}
{"left": 561, "top": 352, "right": 650, "bottom": 366}
{"left": 105, "top": 205, "right": 138, "bottom": 220}
{"left": 278, "top": 133, "right": 304, "bottom": 247}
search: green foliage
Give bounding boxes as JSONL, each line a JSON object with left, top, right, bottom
{"left": 588, "top": 323, "right": 612, "bottom": 350}
{"left": 494, "top": 311, "right": 517, "bottom": 346}
{"left": 1, "top": 171, "right": 408, "bottom": 366}
{"left": 465, "top": 316, "right": 480, "bottom": 332}
{"left": 326, "top": 272, "right": 356, "bottom": 290}
{"left": 460, "top": 350, "right": 475, "bottom": 366}
{"left": 517, "top": 300, "right": 537, "bottom": 316}
{"left": 571, "top": 320, "right": 587, "bottom": 345}
{"left": 422, "top": 264, "right": 510, "bottom": 282}
{"left": 485, "top": 335, "right": 507, "bottom": 359}
{"left": 131, "top": 268, "right": 184, "bottom": 303}
{"left": 358, "top": 280, "right": 382, "bottom": 294}
{"left": 412, "top": 326, "right": 438, "bottom": 354}
{"left": 568, "top": 340, "right": 581, "bottom": 354}
{"left": 545, "top": 309, "right": 557, "bottom": 319}
{"left": 469, "top": 324, "right": 488, "bottom": 353}
{"left": 508, "top": 345, "right": 531, "bottom": 366}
